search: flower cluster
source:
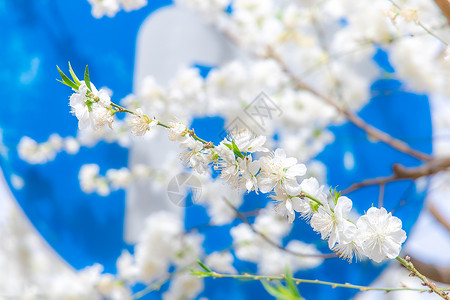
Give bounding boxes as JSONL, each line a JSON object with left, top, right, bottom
{"left": 18, "top": 134, "right": 80, "bottom": 164}
{"left": 116, "top": 211, "right": 210, "bottom": 299}
{"left": 78, "top": 163, "right": 161, "bottom": 196}
{"left": 62, "top": 66, "right": 408, "bottom": 263}
{"left": 164, "top": 122, "right": 407, "bottom": 263}
{"left": 0, "top": 189, "right": 130, "bottom": 300}
{"left": 70, "top": 81, "right": 114, "bottom": 131}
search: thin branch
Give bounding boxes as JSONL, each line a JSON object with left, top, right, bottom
{"left": 397, "top": 256, "right": 450, "bottom": 299}
{"left": 194, "top": 268, "right": 450, "bottom": 294}
{"left": 343, "top": 157, "right": 450, "bottom": 194}
{"left": 428, "top": 202, "right": 450, "bottom": 233}
{"left": 222, "top": 198, "right": 337, "bottom": 259}
{"left": 378, "top": 183, "right": 386, "bottom": 208}
{"left": 433, "top": 0, "right": 450, "bottom": 24}
{"left": 221, "top": 20, "right": 433, "bottom": 162}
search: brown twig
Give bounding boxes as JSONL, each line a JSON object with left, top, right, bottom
{"left": 428, "top": 202, "right": 450, "bottom": 233}
{"left": 433, "top": 0, "right": 450, "bottom": 24}
{"left": 408, "top": 255, "right": 450, "bottom": 285}
{"left": 343, "top": 157, "right": 450, "bottom": 194}
{"left": 378, "top": 183, "right": 386, "bottom": 208}
{"left": 221, "top": 27, "right": 433, "bottom": 162}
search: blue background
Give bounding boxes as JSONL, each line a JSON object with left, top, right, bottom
{"left": 0, "top": 0, "right": 432, "bottom": 299}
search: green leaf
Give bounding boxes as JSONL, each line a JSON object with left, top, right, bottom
{"left": 284, "top": 268, "right": 301, "bottom": 298}
{"left": 261, "top": 281, "right": 303, "bottom": 300}
{"left": 68, "top": 62, "right": 81, "bottom": 86}
{"left": 190, "top": 269, "right": 212, "bottom": 278}
{"left": 261, "top": 281, "right": 286, "bottom": 299}
{"left": 223, "top": 143, "right": 232, "bottom": 150}
{"left": 231, "top": 140, "right": 244, "bottom": 159}
{"left": 57, "top": 66, "right": 78, "bottom": 90}
{"left": 196, "top": 259, "right": 211, "bottom": 273}
{"left": 84, "top": 65, "right": 92, "bottom": 91}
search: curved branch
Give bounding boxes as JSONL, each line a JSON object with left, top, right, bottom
{"left": 428, "top": 202, "right": 450, "bottom": 233}
{"left": 267, "top": 49, "right": 433, "bottom": 162}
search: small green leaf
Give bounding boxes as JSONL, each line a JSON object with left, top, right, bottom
{"left": 84, "top": 65, "right": 92, "bottom": 91}
{"left": 261, "top": 281, "right": 285, "bottom": 299}
{"left": 196, "top": 259, "right": 211, "bottom": 273}
{"left": 285, "top": 268, "right": 301, "bottom": 298}
{"left": 190, "top": 269, "right": 212, "bottom": 278}
{"left": 57, "top": 66, "right": 78, "bottom": 90}
{"left": 231, "top": 140, "right": 244, "bottom": 159}
{"left": 68, "top": 62, "right": 81, "bottom": 86}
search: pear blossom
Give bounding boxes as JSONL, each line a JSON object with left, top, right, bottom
{"left": 69, "top": 82, "right": 112, "bottom": 130}
{"left": 92, "top": 102, "right": 114, "bottom": 129}
{"left": 310, "top": 196, "right": 355, "bottom": 248}
{"left": 228, "top": 129, "right": 269, "bottom": 153}
{"left": 237, "top": 155, "right": 261, "bottom": 192}
{"left": 258, "top": 148, "right": 306, "bottom": 195}
{"left": 168, "top": 122, "right": 189, "bottom": 142}
{"left": 178, "top": 137, "right": 213, "bottom": 174}
{"left": 128, "top": 108, "right": 157, "bottom": 136}
{"left": 215, "top": 141, "right": 241, "bottom": 187}
{"left": 356, "top": 207, "right": 407, "bottom": 263}
{"left": 272, "top": 189, "right": 305, "bottom": 223}
{"left": 298, "top": 177, "right": 327, "bottom": 219}
{"left": 331, "top": 221, "right": 364, "bottom": 262}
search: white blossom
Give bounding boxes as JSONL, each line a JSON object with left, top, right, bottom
{"left": 356, "top": 207, "right": 407, "bottom": 263}
{"left": 129, "top": 108, "right": 157, "bottom": 136}
{"left": 168, "top": 122, "right": 189, "bottom": 142}
{"left": 258, "top": 148, "right": 306, "bottom": 195}
{"left": 310, "top": 196, "right": 355, "bottom": 248}
{"left": 70, "top": 82, "right": 112, "bottom": 130}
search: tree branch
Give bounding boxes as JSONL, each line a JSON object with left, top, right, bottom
{"left": 343, "top": 157, "right": 450, "bottom": 194}
{"left": 193, "top": 265, "right": 450, "bottom": 294}
{"left": 265, "top": 49, "right": 433, "bottom": 162}
{"left": 428, "top": 202, "right": 450, "bottom": 233}
{"left": 433, "top": 0, "right": 450, "bottom": 24}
